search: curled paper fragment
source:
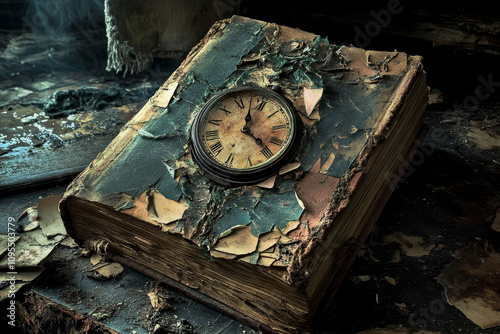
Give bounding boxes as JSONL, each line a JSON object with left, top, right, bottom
{"left": 37, "top": 195, "right": 67, "bottom": 238}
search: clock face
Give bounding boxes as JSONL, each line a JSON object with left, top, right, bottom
{"left": 191, "top": 86, "right": 301, "bottom": 186}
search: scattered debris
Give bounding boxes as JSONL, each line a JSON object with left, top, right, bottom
{"left": 148, "top": 283, "right": 173, "bottom": 311}
{"left": 37, "top": 194, "right": 67, "bottom": 238}
{"left": 394, "top": 302, "right": 406, "bottom": 309}
{"left": 0, "top": 194, "right": 67, "bottom": 301}
{"left": 385, "top": 276, "right": 396, "bottom": 286}
{"left": 87, "top": 253, "right": 124, "bottom": 280}
{"left": 468, "top": 120, "right": 500, "bottom": 150}
{"left": 437, "top": 242, "right": 500, "bottom": 329}
{"left": 428, "top": 88, "right": 444, "bottom": 105}
{"left": 43, "top": 86, "right": 151, "bottom": 118}
{"left": 383, "top": 232, "right": 435, "bottom": 257}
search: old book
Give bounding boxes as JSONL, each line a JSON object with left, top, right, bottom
{"left": 60, "top": 16, "right": 428, "bottom": 333}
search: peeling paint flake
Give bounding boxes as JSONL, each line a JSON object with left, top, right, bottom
{"left": 256, "top": 174, "right": 277, "bottom": 188}
{"left": 281, "top": 220, "right": 301, "bottom": 235}
{"left": 303, "top": 88, "right": 323, "bottom": 117}
{"left": 212, "top": 188, "right": 257, "bottom": 238}
{"left": 279, "top": 162, "right": 301, "bottom": 175}
{"left": 148, "top": 191, "right": 189, "bottom": 225}
{"left": 258, "top": 229, "right": 283, "bottom": 252}
{"left": 213, "top": 225, "right": 259, "bottom": 256}
{"left": 122, "top": 192, "right": 158, "bottom": 225}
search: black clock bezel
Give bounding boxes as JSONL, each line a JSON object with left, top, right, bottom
{"left": 190, "top": 86, "right": 302, "bottom": 187}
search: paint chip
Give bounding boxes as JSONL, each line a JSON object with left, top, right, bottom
{"left": 385, "top": 276, "right": 396, "bottom": 286}
{"left": 213, "top": 225, "right": 259, "bottom": 256}
{"left": 281, "top": 220, "right": 300, "bottom": 235}
{"left": 148, "top": 191, "right": 189, "bottom": 225}
{"left": 303, "top": 88, "right": 323, "bottom": 116}
{"left": 279, "top": 162, "right": 301, "bottom": 175}
{"left": 383, "top": 232, "right": 435, "bottom": 257}
{"left": 256, "top": 174, "right": 277, "bottom": 189}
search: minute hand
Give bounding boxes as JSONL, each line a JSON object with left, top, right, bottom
{"left": 244, "top": 97, "right": 252, "bottom": 124}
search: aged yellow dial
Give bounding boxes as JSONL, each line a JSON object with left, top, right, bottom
{"left": 191, "top": 86, "right": 301, "bottom": 186}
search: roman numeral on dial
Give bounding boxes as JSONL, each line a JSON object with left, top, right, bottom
{"left": 209, "top": 141, "right": 223, "bottom": 156}
{"left": 253, "top": 99, "right": 267, "bottom": 111}
{"left": 205, "top": 130, "right": 219, "bottom": 141}
{"left": 208, "top": 119, "right": 222, "bottom": 126}
{"left": 234, "top": 99, "right": 245, "bottom": 109}
{"left": 225, "top": 153, "right": 234, "bottom": 167}
{"left": 269, "top": 136, "right": 283, "bottom": 146}
{"left": 261, "top": 146, "right": 273, "bottom": 159}
{"left": 267, "top": 110, "right": 280, "bottom": 118}
{"left": 272, "top": 124, "right": 286, "bottom": 130}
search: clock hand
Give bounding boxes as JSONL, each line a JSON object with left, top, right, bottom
{"left": 250, "top": 133, "right": 263, "bottom": 145}
{"left": 240, "top": 125, "right": 263, "bottom": 145}
{"left": 244, "top": 97, "right": 252, "bottom": 124}
{"left": 241, "top": 98, "right": 263, "bottom": 145}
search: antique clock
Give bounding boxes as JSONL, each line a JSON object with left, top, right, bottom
{"left": 191, "top": 86, "right": 302, "bottom": 186}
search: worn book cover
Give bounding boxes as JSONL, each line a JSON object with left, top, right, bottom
{"left": 60, "top": 16, "right": 428, "bottom": 333}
